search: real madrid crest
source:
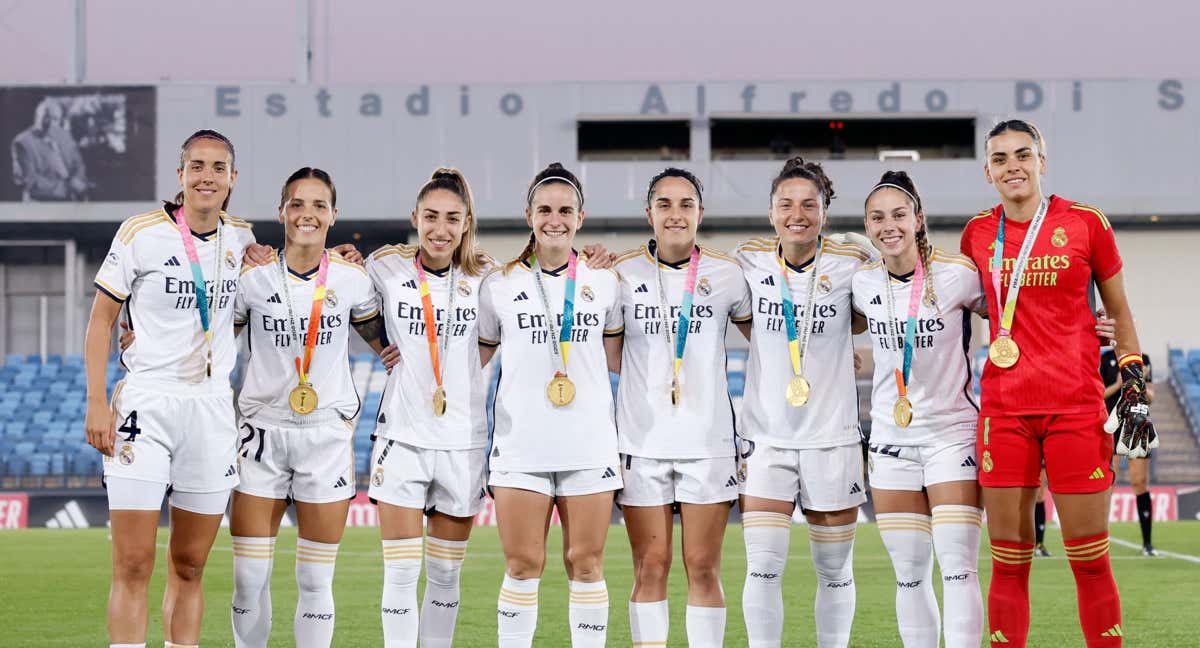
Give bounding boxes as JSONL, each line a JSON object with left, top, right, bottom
{"left": 372, "top": 466, "right": 385, "bottom": 486}
{"left": 581, "top": 285, "right": 595, "bottom": 302}
{"left": 118, "top": 443, "right": 135, "bottom": 465}
{"left": 1051, "top": 226, "right": 1068, "bottom": 248}
{"left": 457, "top": 280, "right": 472, "bottom": 297}
{"left": 698, "top": 277, "right": 712, "bottom": 296}
{"left": 324, "top": 289, "right": 338, "bottom": 308}
{"left": 817, "top": 274, "right": 833, "bottom": 295}
{"left": 737, "top": 462, "right": 748, "bottom": 483}
{"left": 224, "top": 249, "right": 237, "bottom": 270}
{"left": 981, "top": 450, "right": 994, "bottom": 473}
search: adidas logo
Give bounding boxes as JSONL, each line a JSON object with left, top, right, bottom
{"left": 1088, "top": 467, "right": 1105, "bottom": 480}
{"left": 378, "top": 412, "right": 387, "bottom": 424}
{"left": 726, "top": 476, "right": 738, "bottom": 488}
{"left": 267, "top": 292, "right": 282, "bottom": 304}
{"left": 164, "top": 256, "right": 181, "bottom": 267}
{"left": 761, "top": 275, "right": 776, "bottom": 286}
{"left": 849, "top": 482, "right": 862, "bottom": 495}
{"left": 225, "top": 465, "right": 237, "bottom": 477}
{"left": 635, "top": 283, "right": 649, "bottom": 293}
{"left": 403, "top": 279, "right": 417, "bottom": 289}
{"left": 513, "top": 291, "right": 530, "bottom": 302}
{"left": 990, "top": 629, "right": 1010, "bottom": 643}
{"left": 1100, "top": 625, "right": 1123, "bottom": 638}
{"left": 601, "top": 467, "right": 616, "bottom": 479}
{"left": 44, "top": 500, "right": 90, "bottom": 529}
{"left": 961, "top": 456, "right": 977, "bottom": 468}
{"left": 870, "top": 295, "right": 882, "bottom": 305}
{"left": 333, "top": 476, "right": 348, "bottom": 488}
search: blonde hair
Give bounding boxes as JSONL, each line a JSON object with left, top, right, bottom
{"left": 415, "top": 167, "right": 487, "bottom": 276}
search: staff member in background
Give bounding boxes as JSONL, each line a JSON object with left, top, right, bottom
{"left": 611, "top": 168, "right": 752, "bottom": 648}
{"left": 477, "top": 163, "right": 624, "bottom": 648}
{"left": 960, "top": 119, "right": 1156, "bottom": 648}
{"left": 736, "top": 157, "right": 871, "bottom": 648}
{"left": 1102, "top": 347, "right": 1157, "bottom": 556}
{"left": 86, "top": 129, "right": 255, "bottom": 648}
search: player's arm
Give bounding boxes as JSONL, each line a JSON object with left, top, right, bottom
{"left": 353, "top": 315, "right": 386, "bottom": 355}
{"left": 604, "top": 334, "right": 623, "bottom": 374}
{"left": 851, "top": 310, "right": 868, "bottom": 335}
{"left": 84, "top": 292, "right": 123, "bottom": 457}
{"left": 478, "top": 342, "right": 498, "bottom": 367}
{"left": 735, "top": 320, "right": 752, "bottom": 340}
{"left": 1102, "top": 376, "right": 1122, "bottom": 401}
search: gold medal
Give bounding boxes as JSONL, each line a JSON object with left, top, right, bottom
{"left": 786, "top": 375, "right": 811, "bottom": 407}
{"left": 988, "top": 335, "right": 1020, "bottom": 369}
{"left": 670, "top": 377, "right": 681, "bottom": 406}
{"left": 547, "top": 374, "right": 576, "bottom": 407}
{"left": 432, "top": 386, "right": 447, "bottom": 417}
{"left": 893, "top": 396, "right": 913, "bottom": 428}
{"left": 288, "top": 382, "right": 318, "bottom": 414}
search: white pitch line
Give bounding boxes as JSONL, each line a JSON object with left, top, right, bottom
{"left": 1109, "top": 536, "right": 1200, "bottom": 564}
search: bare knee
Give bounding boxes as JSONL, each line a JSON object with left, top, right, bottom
{"left": 564, "top": 547, "right": 603, "bottom": 581}
{"left": 505, "top": 554, "right": 545, "bottom": 580}
{"left": 633, "top": 550, "right": 672, "bottom": 588}
{"left": 113, "top": 546, "right": 156, "bottom": 585}
{"left": 170, "top": 550, "right": 210, "bottom": 584}
{"left": 683, "top": 551, "right": 722, "bottom": 590}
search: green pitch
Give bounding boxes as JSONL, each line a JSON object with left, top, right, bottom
{"left": 3, "top": 522, "right": 1198, "bottom": 646}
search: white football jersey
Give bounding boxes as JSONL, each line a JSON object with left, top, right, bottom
{"left": 478, "top": 257, "right": 624, "bottom": 472}
{"left": 235, "top": 250, "right": 379, "bottom": 423}
{"left": 94, "top": 207, "right": 255, "bottom": 385}
{"left": 613, "top": 242, "right": 752, "bottom": 459}
{"left": 367, "top": 245, "right": 494, "bottom": 451}
{"left": 736, "top": 236, "right": 867, "bottom": 449}
{"left": 852, "top": 248, "right": 984, "bottom": 446}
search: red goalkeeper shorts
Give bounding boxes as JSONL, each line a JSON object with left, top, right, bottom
{"left": 976, "top": 411, "right": 1114, "bottom": 494}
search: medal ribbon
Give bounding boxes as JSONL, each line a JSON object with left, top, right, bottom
{"left": 653, "top": 243, "right": 702, "bottom": 381}
{"left": 777, "top": 237, "right": 822, "bottom": 380}
{"left": 279, "top": 250, "right": 330, "bottom": 386}
{"left": 883, "top": 258, "right": 926, "bottom": 400}
{"left": 530, "top": 250, "right": 578, "bottom": 373}
{"left": 172, "top": 205, "right": 223, "bottom": 376}
{"left": 991, "top": 198, "right": 1049, "bottom": 338}
{"left": 414, "top": 254, "right": 456, "bottom": 391}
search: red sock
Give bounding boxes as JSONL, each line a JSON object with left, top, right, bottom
{"left": 1064, "top": 533, "right": 1123, "bottom": 646}
{"left": 988, "top": 540, "right": 1034, "bottom": 646}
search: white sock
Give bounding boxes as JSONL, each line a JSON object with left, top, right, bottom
{"left": 164, "top": 643, "right": 197, "bottom": 647}
{"left": 685, "top": 605, "right": 726, "bottom": 648}
{"left": 111, "top": 644, "right": 146, "bottom": 647}
{"left": 420, "top": 537, "right": 467, "bottom": 648}
{"left": 568, "top": 579, "right": 609, "bottom": 647}
{"left": 381, "top": 538, "right": 423, "bottom": 648}
{"left": 809, "top": 522, "right": 857, "bottom": 648}
{"left": 294, "top": 538, "right": 339, "bottom": 648}
{"left": 629, "top": 600, "right": 669, "bottom": 646}
{"left": 932, "top": 505, "right": 984, "bottom": 648}
{"left": 497, "top": 574, "right": 540, "bottom": 648}
{"left": 231, "top": 535, "right": 275, "bottom": 648}
{"left": 877, "top": 513, "right": 939, "bottom": 648}
{"left": 742, "top": 511, "right": 791, "bottom": 648}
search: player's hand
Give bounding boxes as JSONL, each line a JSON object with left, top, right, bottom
{"left": 117, "top": 321, "right": 135, "bottom": 350}
{"left": 1094, "top": 308, "right": 1116, "bottom": 346}
{"left": 1107, "top": 358, "right": 1160, "bottom": 459}
{"left": 379, "top": 344, "right": 400, "bottom": 373}
{"left": 85, "top": 399, "right": 116, "bottom": 457}
{"left": 581, "top": 243, "right": 617, "bottom": 269}
{"left": 853, "top": 350, "right": 863, "bottom": 372}
{"left": 333, "top": 243, "right": 364, "bottom": 266}
{"left": 243, "top": 243, "right": 276, "bottom": 268}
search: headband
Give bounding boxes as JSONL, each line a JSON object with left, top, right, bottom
{"left": 527, "top": 176, "right": 584, "bottom": 207}
{"left": 866, "top": 182, "right": 921, "bottom": 212}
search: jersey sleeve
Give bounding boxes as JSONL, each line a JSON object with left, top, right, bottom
{"left": 850, "top": 271, "right": 866, "bottom": 315}
{"left": 477, "top": 272, "right": 501, "bottom": 346}
{"left": 94, "top": 235, "right": 136, "bottom": 303}
{"left": 957, "top": 266, "right": 987, "bottom": 316}
{"left": 729, "top": 266, "right": 753, "bottom": 323}
{"left": 603, "top": 272, "right": 625, "bottom": 336}
{"left": 1086, "top": 211, "right": 1123, "bottom": 283}
{"left": 350, "top": 274, "right": 381, "bottom": 324}
{"left": 233, "top": 277, "right": 250, "bottom": 326}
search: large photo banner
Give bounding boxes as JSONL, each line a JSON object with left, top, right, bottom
{"left": 0, "top": 86, "right": 155, "bottom": 202}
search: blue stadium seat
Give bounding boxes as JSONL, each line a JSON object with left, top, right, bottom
{"left": 31, "top": 411, "right": 54, "bottom": 425}
{"left": 64, "top": 354, "right": 84, "bottom": 367}
{"left": 727, "top": 372, "right": 746, "bottom": 397}
{"left": 49, "top": 455, "right": 67, "bottom": 475}
{"left": 24, "top": 354, "right": 41, "bottom": 364}
{"left": 28, "top": 455, "right": 50, "bottom": 476}
{"left": 12, "top": 374, "right": 33, "bottom": 389}
{"left": 5, "top": 455, "right": 28, "bottom": 475}
{"left": 13, "top": 440, "right": 35, "bottom": 455}
{"left": 47, "top": 381, "right": 70, "bottom": 395}
{"left": 5, "top": 353, "right": 25, "bottom": 366}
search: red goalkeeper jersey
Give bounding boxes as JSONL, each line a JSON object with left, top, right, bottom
{"left": 960, "top": 195, "right": 1123, "bottom": 416}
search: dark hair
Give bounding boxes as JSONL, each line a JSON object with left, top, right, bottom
{"left": 867, "top": 170, "right": 939, "bottom": 311}
{"left": 509, "top": 163, "right": 584, "bottom": 272}
{"left": 171, "top": 129, "right": 236, "bottom": 211}
{"left": 646, "top": 167, "right": 703, "bottom": 207}
{"left": 770, "top": 156, "right": 835, "bottom": 208}
{"left": 414, "top": 167, "right": 486, "bottom": 276}
{"left": 279, "top": 167, "right": 337, "bottom": 210}
{"left": 525, "top": 162, "right": 584, "bottom": 208}
{"left": 987, "top": 119, "right": 1046, "bottom": 155}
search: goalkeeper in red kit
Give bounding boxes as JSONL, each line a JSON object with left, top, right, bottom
{"left": 960, "top": 120, "right": 1157, "bottom": 648}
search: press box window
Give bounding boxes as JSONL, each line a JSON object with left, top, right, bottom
{"left": 709, "top": 116, "right": 975, "bottom": 161}
{"left": 577, "top": 118, "right": 690, "bottom": 161}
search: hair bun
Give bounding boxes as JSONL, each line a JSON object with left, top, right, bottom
{"left": 546, "top": 162, "right": 565, "bottom": 170}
